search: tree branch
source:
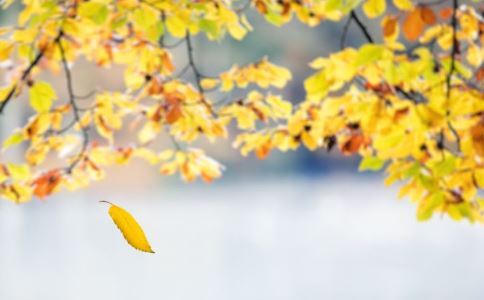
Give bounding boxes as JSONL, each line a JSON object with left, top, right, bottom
{"left": 57, "top": 35, "right": 89, "bottom": 173}
{"left": 445, "top": 0, "right": 462, "bottom": 153}
{"left": 185, "top": 33, "right": 216, "bottom": 117}
{"left": 350, "top": 11, "right": 374, "bottom": 44}
{"left": 446, "top": 0, "right": 458, "bottom": 99}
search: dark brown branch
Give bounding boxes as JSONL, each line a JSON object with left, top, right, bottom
{"left": 185, "top": 33, "right": 216, "bottom": 117}
{"left": 57, "top": 35, "right": 89, "bottom": 173}
{"left": 350, "top": 11, "right": 374, "bottom": 44}
{"left": 447, "top": 121, "right": 461, "bottom": 154}
{"left": 446, "top": 0, "right": 458, "bottom": 99}
{"left": 445, "top": 0, "right": 462, "bottom": 153}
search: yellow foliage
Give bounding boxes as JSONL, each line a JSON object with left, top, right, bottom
{"left": 0, "top": 0, "right": 481, "bottom": 238}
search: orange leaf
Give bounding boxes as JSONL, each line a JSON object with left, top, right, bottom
{"left": 475, "top": 67, "right": 484, "bottom": 82}
{"left": 33, "top": 169, "right": 62, "bottom": 199}
{"left": 255, "top": 0, "right": 268, "bottom": 14}
{"left": 255, "top": 142, "right": 271, "bottom": 160}
{"left": 166, "top": 104, "right": 182, "bottom": 124}
{"left": 161, "top": 52, "right": 175, "bottom": 74}
{"left": 403, "top": 8, "right": 425, "bottom": 41}
{"left": 439, "top": 7, "right": 453, "bottom": 19}
{"left": 340, "top": 134, "right": 367, "bottom": 156}
{"left": 147, "top": 78, "right": 164, "bottom": 95}
{"left": 471, "top": 117, "right": 484, "bottom": 157}
{"left": 382, "top": 16, "right": 398, "bottom": 37}
{"left": 420, "top": 6, "right": 436, "bottom": 25}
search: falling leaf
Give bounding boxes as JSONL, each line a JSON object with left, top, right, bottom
{"left": 101, "top": 201, "right": 155, "bottom": 253}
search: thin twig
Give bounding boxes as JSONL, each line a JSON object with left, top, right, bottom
{"left": 446, "top": 0, "right": 459, "bottom": 99}
{"left": 163, "top": 38, "right": 185, "bottom": 49}
{"left": 57, "top": 35, "right": 89, "bottom": 173}
{"left": 445, "top": 0, "right": 462, "bottom": 153}
{"left": 185, "top": 33, "right": 216, "bottom": 117}
{"left": 350, "top": 11, "right": 374, "bottom": 44}
{"left": 74, "top": 89, "right": 97, "bottom": 100}
{"left": 340, "top": 15, "right": 353, "bottom": 50}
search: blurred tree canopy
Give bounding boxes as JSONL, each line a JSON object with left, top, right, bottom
{"left": 0, "top": 0, "right": 483, "bottom": 223}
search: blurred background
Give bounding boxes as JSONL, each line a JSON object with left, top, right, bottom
{"left": 1, "top": 4, "right": 484, "bottom": 300}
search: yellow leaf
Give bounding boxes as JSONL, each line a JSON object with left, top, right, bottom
{"left": 102, "top": 201, "right": 155, "bottom": 253}
{"left": 355, "top": 44, "right": 385, "bottom": 67}
{"left": 2, "top": 130, "right": 25, "bottom": 150}
{"left": 166, "top": 15, "right": 187, "bottom": 38}
{"left": 228, "top": 24, "right": 247, "bottom": 40}
{"left": 29, "top": 81, "right": 57, "bottom": 113}
{"left": 475, "top": 169, "right": 484, "bottom": 188}
{"left": 200, "top": 78, "right": 219, "bottom": 90}
{"left": 0, "top": 183, "right": 32, "bottom": 203}
{"left": 0, "top": 40, "right": 14, "bottom": 61}
{"left": 392, "top": 0, "right": 414, "bottom": 11}
{"left": 6, "top": 163, "right": 31, "bottom": 181}
{"left": 132, "top": 6, "right": 159, "bottom": 32}
{"left": 466, "top": 44, "right": 482, "bottom": 67}
{"left": 78, "top": 2, "right": 109, "bottom": 25}
{"left": 309, "top": 57, "right": 326, "bottom": 69}
{"left": 363, "top": 0, "right": 386, "bottom": 18}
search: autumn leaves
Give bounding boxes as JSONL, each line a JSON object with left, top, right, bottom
{"left": 0, "top": 0, "right": 483, "bottom": 224}
{"left": 246, "top": 0, "right": 484, "bottom": 222}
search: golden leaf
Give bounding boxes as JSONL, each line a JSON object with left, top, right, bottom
{"left": 102, "top": 201, "right": 155, "bottom": 253}
{"left": 0, "top": 40, "right": 14, "bottom": 61}
{"left": 363, "top": 0, "right": 386, "bottom": 18}
{"left": 29, "top": 81, "right": 57, "bottom": 113}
